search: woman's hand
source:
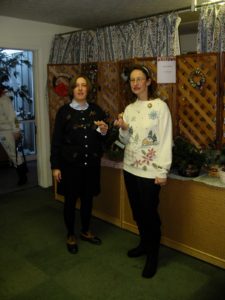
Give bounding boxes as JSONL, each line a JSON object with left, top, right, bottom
{"left": 155, "top": 177, "right": 167, "bottom": 186}
{"left": 114, "top": 113, "right": 129, "bottom": 130}
{"left": 94, "top": 121, "right": 108, "bottom": 135}
{"left": 52, "top": 169, "right": 62, "bottom": 183}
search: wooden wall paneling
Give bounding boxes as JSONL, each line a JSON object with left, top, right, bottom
{"left": 96, "top": 61, "right": 119, "bottom": 121}
{"left": 176, "top": 53, "right": 219, "bottom": 148}
{"left": 47, "top": 64, "right": 81, "bottom": 137}
{"left": 93, "top": 167, "right": 123, "bottom": 227}
{"left": 221, "top": 52, "right": 225, "bottom": 146}
{"left": 160, "top": 178, "right": 225, "bottom": 269}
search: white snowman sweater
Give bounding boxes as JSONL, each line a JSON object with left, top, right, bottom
{"left": 119, "top": 98, "right": 172, "bottom": 179}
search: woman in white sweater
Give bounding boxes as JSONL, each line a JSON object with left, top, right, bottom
{"left": 114, "top": 65, "right": 172, "bottom": 278}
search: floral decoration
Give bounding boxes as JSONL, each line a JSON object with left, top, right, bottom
{"left": 131, "top": 148, "right": 156, "bottom": 168}
{"left": 52, "top": 74, "right": 71, "bottom": 97}
{"left": 53, "top": 82, "right": 68, "bottom": 97}
{"left": 188, "top": 68, "right": 206, "bottom": 90}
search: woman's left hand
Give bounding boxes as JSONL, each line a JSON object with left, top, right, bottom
{"left": 155, "top": 177, "right": 167, "bottom": 186}
{"left": 94, "top": 121, "right": 108, "bottom": 135}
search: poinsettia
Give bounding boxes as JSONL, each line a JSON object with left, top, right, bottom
{"left": 54, "top": 82, "right": 68, "bottom": 97}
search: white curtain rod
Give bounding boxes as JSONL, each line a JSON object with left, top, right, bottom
{"left": 56, "top": 7, "right": 190, "bottom": 37}
{"left": 56, "top": 1, "right": 225, "bottom": 37}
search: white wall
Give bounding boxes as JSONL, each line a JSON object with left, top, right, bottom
{"left": 0, "top": 16, "right": 78, "bottom": 187}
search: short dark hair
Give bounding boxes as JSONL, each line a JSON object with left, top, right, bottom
{"left": 68, "top": 74, "right": 92, "bottom": 100}
{"left": 128, "top": 64, "right": 158, "bottom": 99}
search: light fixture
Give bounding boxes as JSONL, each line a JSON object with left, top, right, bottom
{"left": 191, "top": 0, "right": 225, "bottom": 12}
{"left": 200, "top": 0, "right": 225, "bottom": 5}
{"left": 191, "top": 0, "right": 197, "bottom": 11}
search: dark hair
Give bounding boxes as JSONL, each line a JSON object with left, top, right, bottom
{"left": 68, "top": 74, "right": 92, "bottom": 100}
{"left": 128, "top": 64, "right": 158, "bottom": 99}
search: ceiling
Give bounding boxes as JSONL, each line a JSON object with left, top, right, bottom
{"left": 0, "top": 0, "right": 204, "bottom": 33}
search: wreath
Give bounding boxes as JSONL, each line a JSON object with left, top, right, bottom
{"left": 188, "top": 68, "right": 206, "bottom": 90}
{"left": 52, "top": 74, "right": 71, "bottom": 97}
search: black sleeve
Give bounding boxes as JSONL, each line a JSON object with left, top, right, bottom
{"left": 92, "top": 103, "right": 108, "bottom": 122}
{"left": 50, "top": 105, "right": 66, "bottom": 169}
{"left": 91, "top": 104, "right": 116, "bottom": 151}
{"left": 93, "top": 104, "right": 109, "bottom": 137}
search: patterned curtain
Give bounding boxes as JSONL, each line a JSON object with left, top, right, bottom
{"left": 197, "top": 4, "right": 225, "bottom": 53}
{"left": 49, "top": 30, "right": 98, "bottom": 64}
{"left": 49, "top": 12, "right": 181, "bottom": 64}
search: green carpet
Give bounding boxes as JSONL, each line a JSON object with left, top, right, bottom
{"left": 0, "top": 187, "right": 224, "bottom": 300}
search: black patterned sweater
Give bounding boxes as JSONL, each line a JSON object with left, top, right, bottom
{"left": 50, "top": 103, "right": 107, "bottom": 170}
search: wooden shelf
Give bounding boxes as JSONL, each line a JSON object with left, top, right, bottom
{"left": 54, "top": 166, "right": 225, "bottom": 269}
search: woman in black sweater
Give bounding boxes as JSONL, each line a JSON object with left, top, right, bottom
{"left": 50, "top": 74, "right": 108, "bottom": 254}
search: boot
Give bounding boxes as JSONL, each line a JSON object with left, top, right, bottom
{"left": 142, "top": 245, "right": 159, "bottom": 278}
{"left": 127, "top": 243, "right": 146, "bottom": 257}
{"left": 16, "top": 162, "right": 28, "bottom": 185}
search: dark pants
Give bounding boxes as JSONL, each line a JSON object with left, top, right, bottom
{"left": 123, "top": 170, "right": 161, "bottom": 252}
{"left": 62, "top": 165, "right": 100, "bottom": 236}
{"left": 64, "top": 193, "right": 93, "bottom": 236}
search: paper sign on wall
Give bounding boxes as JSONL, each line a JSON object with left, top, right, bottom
{"left": 157, "top": 57, "right": 176, "bottom": 83}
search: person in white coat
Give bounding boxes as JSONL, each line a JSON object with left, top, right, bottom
{"left": 114, "top": 65, "right": 173, "bottom": 278}
{"left": 0, "top": 88, "right": 27, "bottom": 185}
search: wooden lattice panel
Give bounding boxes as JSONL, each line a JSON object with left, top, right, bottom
{"left": 81, "top": 62, "right": 98, "bottom": 103}
{"left": 222, "top": 52, "right": 225, "bottom": 146}
{"left": 117, "top": 59, "right": 134, "bottom": 113}
{"left": 47, "top": 64, "right": 80, "bottom": 137}
{"left": 176, "top": 53, "right": 219, "bottom": 148}
{"left": 96, "top": 61, "right": 119, "bottom": 121}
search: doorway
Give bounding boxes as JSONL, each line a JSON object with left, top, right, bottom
{"left": 0, "top": 48, "right": 38, "bottom": 194}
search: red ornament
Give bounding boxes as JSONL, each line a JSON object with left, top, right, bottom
{"left": 53, "top": 82, "right": 68, "bottom": 97}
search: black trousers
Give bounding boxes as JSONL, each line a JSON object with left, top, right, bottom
{"left": 123, "top": 170, "right": 161, "bottom": 252}
{"left": 62, "top": 165, "right": 100, "bottom": 236}
{"left": 64, "top": 193, "right": 93, "bottom": 236}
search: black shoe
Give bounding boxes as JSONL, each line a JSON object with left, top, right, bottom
{"left": 142, "top": 253, "right": 158, "bottom": 278}
{"left": 80, "top": 232, "right": 102, "bottom": 245}
{"left": 66, "top": 235, "right": 78, "bottom": 254}
{"left": 16, "top": 163, "right": 28, "bottom": 185}
{"left": 127, "top": 244, "right": 146, "bottom": 258}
